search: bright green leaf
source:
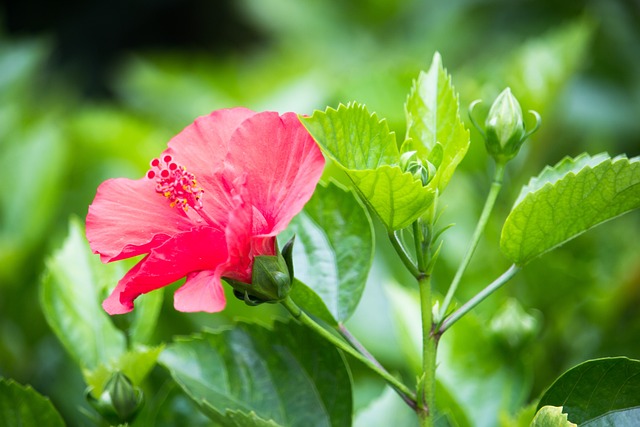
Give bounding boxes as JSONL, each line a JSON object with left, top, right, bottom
{"left": 282, "top": 181, "right": 373, "bottom": 322}
{"left": 302, "top": 103, "right": 399, "bottom": 169}
{"left": 403, "top": 52, "right": 470, "bottom": 193}
{"left": 40, "top": 217, "right": 126, "bottom": 369}
{"left": 302, "top": 104, "right": 435, "bottom": 230}
{"left": 530, "top": 406, "right": 576, "bottom": 427}
{"left": 160, "top": 321, "right": 352, "bottom": 427}
{"left": 537, "top": 357, "right": 640, "bottom": 425}
{"left": 501, "top": 154, "right": 640, "bottom": 265}
{"left": 84, "top": 345, "right": 164, "bottom": 397}
{"left": 222, "top": 410, "right": 283, "bottom": 427}
{"left": 0, "top": 379, "right": 65, "bottom": 427}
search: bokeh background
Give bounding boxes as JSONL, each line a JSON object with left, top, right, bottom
{"left": 1, "top": 0, "right": 639, "bottom": 425}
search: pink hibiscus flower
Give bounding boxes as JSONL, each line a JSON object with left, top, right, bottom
{"left": 86, "top": 108, "right": 324, "bottom": 314}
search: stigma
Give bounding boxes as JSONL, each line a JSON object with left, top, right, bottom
{"left": 147, "top": 155, "right": 204, "bottom": 212}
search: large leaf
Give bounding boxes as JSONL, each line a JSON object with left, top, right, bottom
{"left": 0, "top": 379, "right": 65, "bottom": 427}
{"left": 159, "top": 320, "right": 352, "bottom": 427}
{"left": 403, "top": 52, "right": 470, "bottom": 193}
{"left": 40, "top": 217, "right": 126, "bottom": 369}
{"left": 537, "top": 357, "right": 640, "bottom": 425}
{"left": 501, "top": 154, "right": 640, "bottom": 265}
{"left": 302, "top": 104, "right": 435, "bottom": 230}
{"left": 281, "top": 181, "right": 373, "bottom": 322}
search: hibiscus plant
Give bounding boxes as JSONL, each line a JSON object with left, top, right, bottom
{"left": 12, "top": 52, "right": 638, "bottom": 427}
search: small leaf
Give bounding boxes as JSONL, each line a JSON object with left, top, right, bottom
{"left": 223, "top": 410, "right": 283, "bottom": 427}
{"left": 530, "top": 406, "right": 576, "bottom": 427}
{"left": 40, "top": 217, "right": 126, "bottom": 369}
{"left": 0, "top": 378, "right": 65, "bottom": 427}
{"left": 501, "top": 154, "right": 640, "bottom": 265}
{"left": 282, "top": 181, "right": 373, "bottom": 321}
{"left": 302, "top": 104, "right": 435, "bottom": 230}
{"left": 537, "top": 357, "right": 640, "bottom": 425}
{"left": 403, "top": 52, "right": 470, "bottom": 193}
{"left": 160, "top": 320, "right": 352, "bottom": 427}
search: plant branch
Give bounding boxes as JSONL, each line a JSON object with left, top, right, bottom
{"left": 282, "top": 296, "right": 417, "bottom": 409}
{"left": 389, "top": 231, "right": 420, "bottom": 278}
{"left": 438, "top": 264, "right": 520, "bottom": 334}
{"left": 437, "top": 161, "right": 506, "bottom": 323}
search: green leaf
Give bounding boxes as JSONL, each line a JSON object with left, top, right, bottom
{"left": 84, "top": 345, "right": 164, "bottom": 397}
{"left": 0, "top": 379, "right": 65, "bottom": 427}
{"left": 223, "top": 410, "right": 283, "bottom": 427}
{"left": 530, "top": 406, "right": 576, "bottom": 427}
{"left": 159, "top": 320, "right": 352, "bottom": 427}
{"left": 302, "top": 103, "right": 399, "bottom": 169}
{"left": 282, "top": 181, "right": 373, "bottom": 322}
{"left": 537, "top": 357, "right": 640, "bottom": 425}
{"left": 289, "top": 280, "right": 338, "bottom": 326}
{"left": 302, "top": 104, "right": 435, "bottom": 230}
{"left": 403, "top": 52, "right": 470, "bottom": 193}
{"left": 40, "top": 217, "right": 126, "bottom": 369}
{"left": 501, "top": 154, "right": 640, "bottom": 265}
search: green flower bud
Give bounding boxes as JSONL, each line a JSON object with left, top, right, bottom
{"left": 399, "top": 150, "right": 436, "bottom": 186}
{"left": 86, "top": 372, "right": 144, "bottom": 425}
{"left": 226, "top": 236, "right": 295, "bottom": 306}
{"left": 469, "top": 88, "right": 541, "bottom": 163}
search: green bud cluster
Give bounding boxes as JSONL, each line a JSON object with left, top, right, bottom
{"left": 400, "top": 150, "right": 437, "bottom": 186}
{"left": 470, "top": 88, "right": 541, "bottom": 163}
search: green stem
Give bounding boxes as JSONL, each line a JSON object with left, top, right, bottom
{"left": 389, "top": 231, "right": 420, "bottom": 278}
{"left": 437, "top": 162, "right": 506, "bottom": 323}
{"left": 418, "top": 274, "right": 436, "bottom": 426}
{"left": 281, "top": 296, "right": 417, "bottom": 408}
{"left": 438, "top": 264, "right": 520, "bottom": 333}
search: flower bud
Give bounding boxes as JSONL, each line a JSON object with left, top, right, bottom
{"left": 226, "top": 236, "right": 295, "bottom": 306}
{"left": 489, "top": 299, "right": 540, "bottom": 351}
{"left": 399, "top": 150, "right": 436, "bottom": 186}
{"left": 469, "top": 88, "right": 541, "bottom": 163}
{"left": 86, "top": 372, "right": 144, "bottom": 425}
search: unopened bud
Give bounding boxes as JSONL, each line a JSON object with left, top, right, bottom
{"left": 226, "top": 236, "right": 295, "bottom": 306}
{"left": 400, "top": 150, "right": 436, "bottom": 186}
{"left": 86, "top": 372, "right": 143, "bottom": 424}
{"left": 469, "top": 88, "right": 541, "bottom": 163}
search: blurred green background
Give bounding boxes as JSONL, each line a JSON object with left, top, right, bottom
{"left": 1, "top": 0, "right": 639, "bottom": 425}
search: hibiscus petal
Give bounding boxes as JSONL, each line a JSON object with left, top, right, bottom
{"left": 225, "top": 111, "right": 325, "bottom": 235}
{"left": 165, "top": 107, "right": 256, "bottom": 186}
{"left": 102, "top": 226, "right": 228, "bottom": 314}
{"left": 87, "top": 177, "right": 195, "bottom": 262}
{"left": 174, "top": 270, "right": 226, "bottom": 312}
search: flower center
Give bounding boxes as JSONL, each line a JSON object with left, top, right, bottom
{"left": 147, "top": 155, "right": 204, "bottom": 212}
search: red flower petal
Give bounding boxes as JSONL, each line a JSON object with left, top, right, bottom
{"left": 102, "top": 226, "right": 228, "bottom": 314}
{"left": 225, "top": 111, "right": 325, "bottom": 235}
{"left": 87, "top": 178, "right": 196, "bottom": 262}
{"left": 174, "top": 270, "right": 226, "bottom": 312}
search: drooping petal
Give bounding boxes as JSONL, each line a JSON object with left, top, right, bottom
{"left": 225, "top": 111, "right": 325, "bottom": 235}
{"left": 102, "top": 226, "right": 228, "bottom": 314}
{"left": 87, "top": 177, "right": 195, "bottom": 262}
{"left": 174, "top": 270, "right": 226, "bottom": 312}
